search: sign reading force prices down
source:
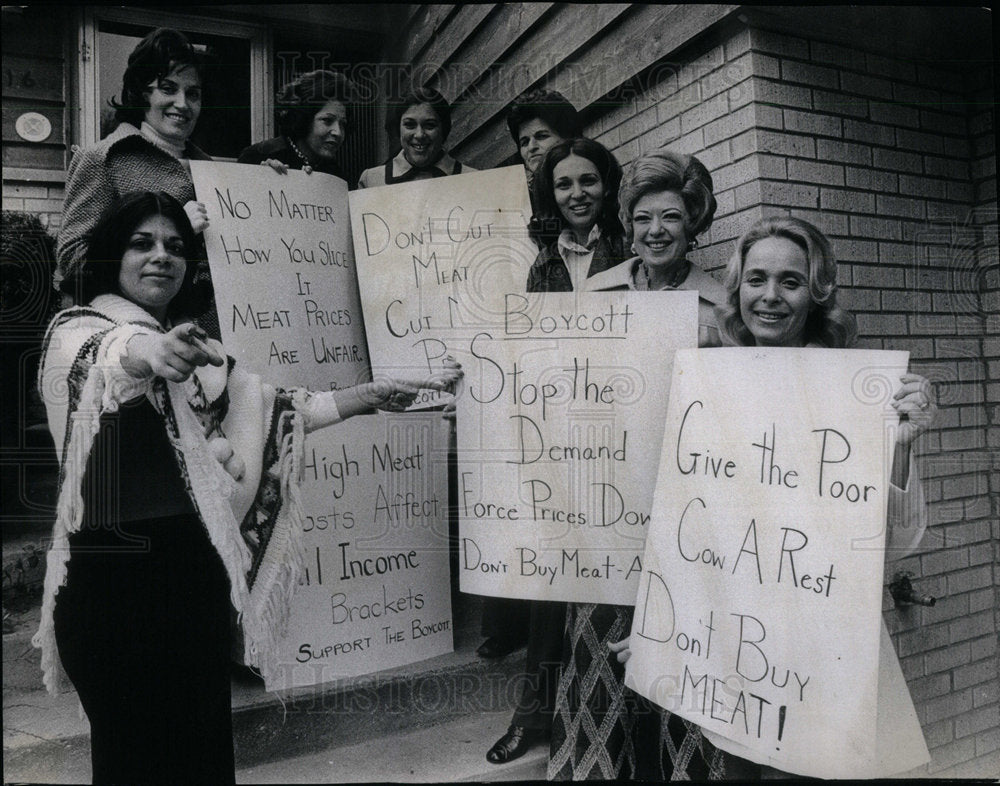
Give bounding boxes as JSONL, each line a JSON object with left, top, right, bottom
{"left": 456, "top": 291, "right": 698, "bottom": 605}
{"left": 191, "top": 162, "right": 453, "bottom": 689}
{"left": 624, "top": 348, "right": 917, "bottom": 779}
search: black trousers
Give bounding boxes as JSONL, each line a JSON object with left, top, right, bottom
{"left": 54, "top": 513, "right": 235, "bottom": 785}
{"left": 510, "top": 600, "right": 566, "bottom": 731}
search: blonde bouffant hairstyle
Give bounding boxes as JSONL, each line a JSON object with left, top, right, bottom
{"left": 717, "top": 215, "right": 858, "bottom": 348}
{"left": 617, "top": 148, "right": 716, "bottom": 244}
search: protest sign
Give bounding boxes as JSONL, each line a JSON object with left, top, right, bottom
{"left": 624, "top": 347, "right": 926, "bottom": 778}
{"left": 456, "top": 290, "right": 698, "bottom": 605}
{"left": 192, "top": 162, "right": 453, "bottom": 688}
{"left": 190, "top": 162, "right": 368, "bottom": 390}
{"left": 349, "top": 166, "right": 536, "bottom": 409}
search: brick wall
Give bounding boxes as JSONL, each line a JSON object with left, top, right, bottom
{"left": 1, "top": 182, "right": 65, "bottom": 232}
{"left": 585, "top": 20, "right": 997, "bottom": 777}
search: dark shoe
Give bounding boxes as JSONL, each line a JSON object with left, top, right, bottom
{"left": 486, "top": 725, "right": 542, "bottom": 764}
{"left": 476, "top": 636, "right": 523, "bottom": 659}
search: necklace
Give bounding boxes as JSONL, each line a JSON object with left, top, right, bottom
{"left": 286, "top": 137, "right": 314, "bottom": 168}
{"left": 642, "top": 259, "right": 691, "bottom": 290}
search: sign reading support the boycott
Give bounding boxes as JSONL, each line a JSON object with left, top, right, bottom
{"left": 456, "top": 291, "right": 698, "bottom": 605}
{"left": 191, "top": 162, "right": 453, "bottom": 689}
{"left": 349, "top": 167, "right": 536, "bottom": 408}
{"left": 624, "top": 348, "right": 928, "bottom": 778}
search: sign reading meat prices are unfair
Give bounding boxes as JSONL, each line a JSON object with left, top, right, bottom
{"left": 457, "top": 291, "right": 699, "bottom": 605}
{"left": 624, "top": 348, "right": 929, "bottom": 779}
{"left": 349, "top": 166, "right": 537, "bottom": 409}
{"left": 191, "top": 162, "right": 453, "bottom": 689}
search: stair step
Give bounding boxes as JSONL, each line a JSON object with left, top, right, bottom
{"left": 236, "top": 711, "right": 547, "bottom": 783}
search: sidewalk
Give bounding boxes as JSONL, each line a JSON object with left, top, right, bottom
{"left": 3, "top": 593, "right": 549, "bottom": 784}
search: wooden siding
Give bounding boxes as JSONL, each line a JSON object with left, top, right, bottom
{"left": 384, "top": 3, "right": 739, "bottom": 168}
{"left": 1, "top": 8, "right": 69, "bottom": 174}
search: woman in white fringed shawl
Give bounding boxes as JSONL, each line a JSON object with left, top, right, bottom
{"left": 36, "top": 191, "right": 461, "bottom": 785}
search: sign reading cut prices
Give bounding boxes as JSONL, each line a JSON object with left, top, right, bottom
{"left": 456, "top": 291, "right": 698, "bottom": 605}
{"left": 349, "top": 166, "right": 536, "bottom": 409}
{"left": 624, "top": 348, "right": 925, "bottom": 779}
{"left": 191, "top": 162, "right": 453, "bottom": 689}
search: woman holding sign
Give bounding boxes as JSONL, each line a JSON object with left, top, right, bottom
{"left": 546, "top": 147, "right": 742, "bottom": 781}
{"left": 56, "top": 29, "right": 212, "bottom": 304}
{"left": 357, "top": 87, "right": 476, "bottom": 188}
{"left": 36, "top": 191, "right": 462, "bottom": 785}
{"left": 484, "top": 138, "right": 628, "bottom": 767}
{"left": 612, "top": 216, "right": 935, "bottom": 779}
{"left": 711, "top": 215, "right": 936, "bottom": 774}
{"left": 238, "top": 70, "right": 353, "bottom": 180}
{"left": 718, "top": 215, "right": 935, "bottom": 532}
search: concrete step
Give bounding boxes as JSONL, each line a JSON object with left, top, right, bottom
{"left": 237, "top": 711, "right": 547, "bottom": 783}
{"left": 3, "top": 594, "right": 541, "bottom": 783}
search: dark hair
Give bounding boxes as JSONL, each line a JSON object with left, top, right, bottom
{"left": 505, "top": 88, "right": 583, "bottom": 146}
{"left": 276, "top": 70, "right": 355, "bottom": 139}
{"left": 63, "top": 191, "right": 206, "bottom": 319}
{"left": 110, "top": 28, "right": 203, "bottom": 129}
{"left": 618, "top": 148, "right": 717, "bottom": 243}
{"left": 717, "top": 216, "right": 858, "bottom": 348}
{"left": 387, "top": 87, "right": 453, "bottom": 141}
{"left": 529, "top": 138, "right": 625, "bottom": 247}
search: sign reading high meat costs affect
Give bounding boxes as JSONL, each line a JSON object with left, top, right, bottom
{"left": 349, "top": 167, "right": 536, "bottom": 409}
{"left": 192, "top": 162, "right": 453, "bottom": 688}
{"left": 456, "top": 291, "right": 698, "bottom": 605}
{"left": 624, "top": 348, "right": 928, "bottom": 778}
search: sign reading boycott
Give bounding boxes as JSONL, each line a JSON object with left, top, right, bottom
{"left": 192, "top": 163, "right": 453, "bottom": 689}
{"left": 456, "top": 291, "right": 698, "bottom": 605}
{"left": 624, "top": 348, "right": 928, "bottom": 778}
{"left": 349, "top": 167, "right": 536, "bottom": 409}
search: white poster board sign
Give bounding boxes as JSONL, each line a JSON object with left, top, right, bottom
{"left": 456, "top": 291, "right": 698, "bottom": 605}
{"left": 349, "top": 166, "right": 536, "bottom": 408}
{"left": 190, "top": 161, "right": 368, "bottom": 390}
{"left": 624, "top": 347, "right": 927, "bottom": 778}
{"left": 191, "top": 162, "right": 453, "bottom": 688}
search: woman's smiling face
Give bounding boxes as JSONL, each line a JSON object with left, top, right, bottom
{"left": 399, "top": 102, "right": 444, "bottom": 168}
{"left": 739, "top": 235, "right": 812, "bottom": 347}
{"left": 553, "top": 154, "right": 604, "bottom": 237}
{"left": 143, "top": 64, "right": 202, "bottom": 144}
{"left": 631, "top": 190, "right": 689, "bottom": 270}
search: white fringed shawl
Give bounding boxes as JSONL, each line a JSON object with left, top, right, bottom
{"left": 34, "top": 294, "right": 309, "bottom": 692}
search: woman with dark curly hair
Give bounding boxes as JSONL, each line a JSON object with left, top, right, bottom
{"left": 524, "top": 138, "right": 628, "bottom": 292}
{"left": 36, "top": 191, "right": 461, "bottom": 785}
{"left": 238, "top": 70, "right": 354, "bottom": 180}
{"left": 57, "top": 29, "right": 212, "bottom": 287}
{"left": 505, "top": 88, "right": 583, "bottom": 186}
{"left": 484, "top": 138, "right": 627, "bottom": 768}
{"left": 357, "top": 86, "right": 475, "bottom": 188}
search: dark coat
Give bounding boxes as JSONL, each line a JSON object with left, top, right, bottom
{"left": 525, "top": 232, "right": 629, "bottom": 292}
{"left": 237, "top": 136, "right": 346, "bottom": 182}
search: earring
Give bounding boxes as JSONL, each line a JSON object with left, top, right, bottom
{"left": 630, "top": 244, "right": 637, "bottom": 255}
{"left": 689, "top": 237, "right": 699, "bottom": 250}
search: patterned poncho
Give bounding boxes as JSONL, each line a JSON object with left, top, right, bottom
{"left": 34, "top": 294, "right": 318, "bottom": 692}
